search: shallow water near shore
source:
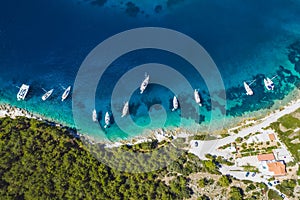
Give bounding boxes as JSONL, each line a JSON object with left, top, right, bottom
{"left": 0, "top": 0, "right": 300, "bottom": 141}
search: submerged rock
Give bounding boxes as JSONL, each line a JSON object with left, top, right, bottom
{"left": 287, "top": 40, "right": 300, "bottom": 74}
{"left": 125, "top": 2, "right": 140, "bottom": 17}
{"left": 90, "top": 0, "right": 107, "bottom": 7}
{"left": 167, "top": 0, "right": 184, "bottom": 8}
{"left": 295, "top": 61, "right": 300, "bottom": 74}
{"left": 154, "top": 5, "right": 163, "bottom": 13}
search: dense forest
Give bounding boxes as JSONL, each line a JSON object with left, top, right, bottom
{"left": 2, "top": 115, "right": 293, "bottom": 199}
{"left": 0, "top": 117, "right": 195, "bottom": 200}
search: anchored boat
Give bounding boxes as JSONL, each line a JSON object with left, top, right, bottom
{"left": 92, "top": 109, "right": 97, "bottom": 122}
{"left": 42, "top": 89, "right": 54, "bottom": 101}
{"left": 244, "top": 82, "right": 253, "bottom": 95}
{"left": 61, "top": 86, "right": 71, "bottom": 101}
{"left": 140, "top": 73, "right": 150, "bottom": 94}
{"left": 264, "top": 77, "right": 275, "bottom": 91}
{"left": 121, "top": 101, "right": 129, "bottom": 117}
{"left": 194, "top": 89, "right": 202, "bottom": 106}
{"left": 172, "top": 96, "right": 179, "bottom": 111}
{"left": 17, "top": 84, "right": 30, "bottom": 101}
{"left": 104, "top": 112, "right": 110, "bottom": 128}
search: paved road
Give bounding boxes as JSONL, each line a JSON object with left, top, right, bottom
{"left": 219, "top": 165, "right": 289, "bottom": 199}
{"left": 189, "top": 99, "right": 300, "bottom": 160}
{"left": 189, "top": 100, "right": 300, "bottom": 200}
{"left": 219, "top": 165, "right": 265, "bottom": 182}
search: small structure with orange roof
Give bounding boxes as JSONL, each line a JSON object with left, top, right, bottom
{"left": 268, "top": 133, "right": 276, "bottom": 141}
{"left": 257, "top": 153, "right": 287, "bottom": 177}
{"left": 267, "top": 161, "right": 286, "bottom": 176}
{"left": 257, "top": 153, "right": 275, "bottom": 161}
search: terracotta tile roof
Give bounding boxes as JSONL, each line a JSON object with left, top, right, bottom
{"left": 267, "top": 162, "right": 286, "bottom": 176}
{"left": 257, "top": 153, "right": 275, "bottom": 161}
{"left": 268, "top": 133, "right": 276, "bottom": 141}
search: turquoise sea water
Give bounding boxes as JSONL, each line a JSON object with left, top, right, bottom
{"left": 0, "top": 0, "right": 299, "bottom": 141}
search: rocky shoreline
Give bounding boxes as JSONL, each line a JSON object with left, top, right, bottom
{"left": 0, "top": 104, "right": 81, "bottom": 139}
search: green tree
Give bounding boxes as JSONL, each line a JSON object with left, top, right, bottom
{"left": 235, "top": 137, "right": 243, "bottom": 143}
{"left": 267, "top": 189, "right": 282, "bottom": 200}
{"left": 0, "top": 117, "right": 193, "bottom": 200}
{"left": 229, "top": 186, "right": 244, "bottom": 200}
{"left": 198, "top": 194, "right": 210, "bottom": 200}
{"left": 218, "top": 175, "right": 231, "bottom": 187}
{"left": 276, "top": 179, "right": 296, "bottom": 197}
{"left": 245, "top": 183, "right": 256, "bottom": 192}
{"left": 198, "top": 178, "right": 206, "bottom": 188}
{"left": 203, "top": 160, "right": 218, "bottom": 173}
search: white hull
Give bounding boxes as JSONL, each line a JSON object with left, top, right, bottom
{"left": 42, "top": 89, "right": 54, "bottom": 101}
{"left": 61, "top": 86, "right": 71, "bottom": 101}
{"left": 121, "top": 101, "right": 129, "bottom": 117}
{"left": 104, "top": 112, "right": 110, "bottom": 128}
{"left": 244, "top": 82, "right": 253, "bottom": 95}
{"left": 264, "top": 77, "right": 274, "bottom": 90}
{"left": 92, "top": 109, "right": 97, "bottom": 122}
{"left": 140, "top": 74, "right": 150, "bottom": 94}
{"left": 17, "top": 84, "right": 30, "bottom": 101}
{"left": 194, "top": 89, "right": 202, "bottom": 106}
{"left": 172, "top": 96, "right": 178, "bottom": 111}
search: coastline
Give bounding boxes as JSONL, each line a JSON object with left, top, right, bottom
{"left": 214, "top": 87, "right": 300, "bottom": 135}
{"left": 189, "top": 89, "right": 300, "bottom": 160}
{"left": 0, "top": 87, "right": 299, "bottom": 147}
{"left": 0, "top": 104, "right": 81, "bottom": 139}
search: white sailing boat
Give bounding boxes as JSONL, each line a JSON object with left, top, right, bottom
{"left": 194, "top": 89, "right": 202, "bottom": 106}
{"left": 61, "top": 86, "right": 71, "bottom": 101}
{"left": 17, "top": 84, "right": 30, "bottom": 101}
{"left": 121, "top": 101, "right": 129, "bottom": 117}
{"left": 264, "top": 77, "right": 275, "bottom": 91}
{"left": 104, "top": 112, "right": 110, "bottom": 128}
{"left": 42, "top": 89, "right": 54, "bottom": 101}
{"left": 92, "top": 109, "right": 97, "bottom": 122}
{"left": 140, "top": 73, "right": 150, "bottom": 94}
{"left": 172, "top": 96, "right": 179, "bottom": 111}
{"left": 244, "top": 82, "right": 253, "bottom": 95}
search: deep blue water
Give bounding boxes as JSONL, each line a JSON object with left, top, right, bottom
{"left": 0, "top": 0, "right": 299, "bottom": 141}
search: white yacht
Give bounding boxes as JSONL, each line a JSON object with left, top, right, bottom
{"left": 194, "top": 89, "right": 202, "bottom": 106}
{"left": 17, "top": 84, "right": 30, "bottom": 101}
{"left": 264, "top": 77, "right": 274, "bottom": 91}
{"left": 244, "top": 82, "right": 253, "bottom": 95}
{"left": 104, "top": 112, "right": 110, "bottom": 128}
{"left": 140, "top": 73, "right": 150, "bottom": 94}
{"left": 121, "top": 101, "right": 129, "bottom": 117}
{"left": 61, "top": 86, "right": 71, "bottom": 101}
{"left": 92, "top": 109, "right": 97, "bottom": 122}
{"left": 172, "top": 96, "right": 178, "bottom": 111}
{"left": 42, "top": 89, "right": 54, "bottom": 101}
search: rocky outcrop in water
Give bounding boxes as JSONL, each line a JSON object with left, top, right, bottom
{"left": 84, "top": 0, "right": 185, "bottom": 17}
{"left": 90, "top": 0, "right": 108, "bottom": 7}
{"left": 288, "top": 41, "right": 300, "bottom": 74}
{"left": 167, "top": 0, "right": 184, "bottom": 8}
{"left": 125, "top": 2, "right": 140, "bottom": 17}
